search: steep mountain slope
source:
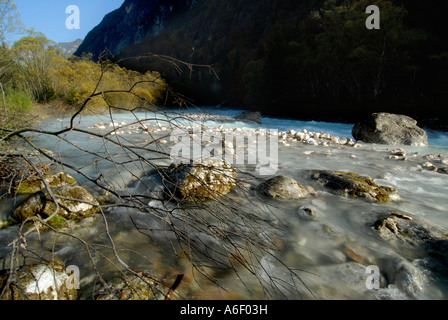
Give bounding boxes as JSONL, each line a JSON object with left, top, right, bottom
{"left": 75, "top": 0, "right": 197, "bottom": 59}
{"left": 76, "top": 0, "right": 448, "bottom": 127}
{"left": 75, "top": 0, "right": 320, "bottom": 105}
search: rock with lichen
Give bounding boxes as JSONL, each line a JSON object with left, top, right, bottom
{"left": 373, "top": 213, "right": 448, "bottom": 254}
{"left": 166, "top": 158, "right": 237, "bottom": 201}
{"left": 309, "top": 170, "right": 400, "bottom": 202}
{"left": 15, "top": 173, "right": 77, "bottom": 195}
{"left": 12, "top": 185, "right": 99, "bottom": 226}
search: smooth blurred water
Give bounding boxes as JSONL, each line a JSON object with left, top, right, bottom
{"left": 2, "top": 107, "right": 448, "bottom": 300}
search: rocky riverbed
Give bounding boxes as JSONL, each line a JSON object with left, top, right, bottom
{"left": 1, "top": 109, "right": 448, "bottom": 300}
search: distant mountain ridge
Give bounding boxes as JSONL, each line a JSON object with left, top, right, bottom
{"left": 58, "top": 39, "right": 83, "bottom": 56}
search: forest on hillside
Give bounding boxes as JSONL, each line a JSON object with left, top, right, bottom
{"left": 90, "top": 0, "right": 448, "bottom": 129}
{"left": 242, "top": 0, "right": 448, "bottom": 126}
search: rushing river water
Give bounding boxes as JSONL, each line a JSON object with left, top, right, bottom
{"left": 1, "top": 107, "right": 448, "bottom": 300}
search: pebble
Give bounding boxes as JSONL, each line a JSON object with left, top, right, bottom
{"left": 391, "top": 149, "right": 406, "bottom": 157}
{"left": 90, "top": 115, "right": 363, "bottom": 151}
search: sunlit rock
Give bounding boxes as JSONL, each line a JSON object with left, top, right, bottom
{"left": 352, "top": 113, "right": 428, "bottom": 146}
{"left": 258, "top": 175, "right": 308, "bottom": 200}
{"left": 309, "top": 170, "right": 400, "bottom": 202}
{"left": 166, "top": 158, "right": 237, "bottom": 201}
{"left": 15, "top": 172, "right": 77, "bottom": 195}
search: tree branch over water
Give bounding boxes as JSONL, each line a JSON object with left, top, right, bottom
{"left": 0, "top": 52, "right": 311, "bottom": 300}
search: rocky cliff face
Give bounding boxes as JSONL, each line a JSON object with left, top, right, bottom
{"left": 75, "top": 0, "right": 197, "bottom": 58}
{"left": 75, "top": 0, "right": 318, "bottom": 105}
{"left": 58, "top": 39, "right": 83, "bottom": 56}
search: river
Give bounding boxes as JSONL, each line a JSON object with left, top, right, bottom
{"left": 1, "top": 107, "right": 448, "bottom": 300}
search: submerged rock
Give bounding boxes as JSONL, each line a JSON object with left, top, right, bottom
{"left": 352, "top": 113, "right": 428, "bottom": 146}
{"left": 258, "top": 175, "right": 308, "bottom": 200}
{"left": 166, "top": 158, "right": 237, "bottom": 201}
{"left": 309, "top": 170, "right": 399, "bottom": 202}
{"left": 0, "top": 263, "right": 78, "bottom": 300}
{"left": 392, "top": 259, "right": 426, "bottom": 297}
{"left": 297, "top": 206, "right": 316, "bottom": 220}
{"left": 96, "top": 273, "right": 162, "bottom": 300}
{"left": 379, "top": 258, "right": 427, "bottom": 298}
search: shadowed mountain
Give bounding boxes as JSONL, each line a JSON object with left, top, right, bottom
{"left": 75, "top": 0, "right": 448, "bottom": 129}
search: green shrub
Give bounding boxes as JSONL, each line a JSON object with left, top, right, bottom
{"left": 5, "top": 89, "right": 33, "bottom": 113}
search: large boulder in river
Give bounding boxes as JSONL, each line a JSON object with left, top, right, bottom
{"left": 12, "top": 185, "right": 99, "bottom": 225}
{"left": 11, "top": 172, "right": 99, "bottom": 227}
{"left": 309, "top": 170, "right": 400, "bottom": 202}
{"left": 166, "top": 158, "right": 237, "bottom": 201}
{"left": 258, "top": 175, "right": 308, "bottom": 200}
{"left": 352, "top": 113, "right": 428, "bottom": 146}
{"left": 234, "top": 111, "right": 262, "bottom": 124}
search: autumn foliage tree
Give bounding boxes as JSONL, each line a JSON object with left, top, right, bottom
{"left": 1, "top": 31, "right": 167, "bottom": 119}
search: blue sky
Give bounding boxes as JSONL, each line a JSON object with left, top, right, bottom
{"left": 12, "top": 0, "right": 124, "bottom": 43}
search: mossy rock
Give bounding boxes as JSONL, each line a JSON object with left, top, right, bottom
{"left": 12, "top": 186, "right": 99, "bottom": 223}
{"left": 47, "top": 214, "right": 69, "bottom": 229}
{"left": 309, "top": 170, "right": 399, "bottom": 202}
{"left": 16, "top": 173, "right": 77, "bottom": 195}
